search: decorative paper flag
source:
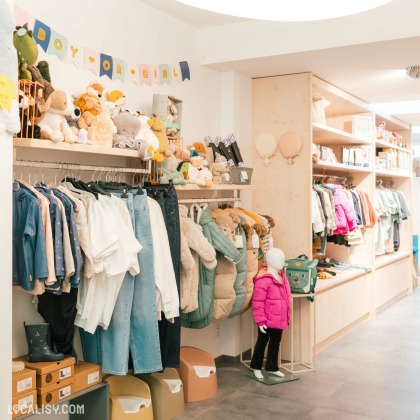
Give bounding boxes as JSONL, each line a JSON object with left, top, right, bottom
{"left": 179, "top": 61, "right": 191, "bottom": 81}
{"left": 112, "top": 58, "right": 125, "bottom": 82}
{"left": 139, "top": 64, "right": 151, "bottom": 86}
{"left": 126, "top": 62, "right": 139, "bottom": 84}
{"left": 33, "top": 20, "right": 51, "bottom": 52}
{"left": 171, "top": 62, "right": 182, "bottom": 83}
{"left": 13, "top": 5, "right": 31, "bottom": 26}
{"left": 84, "top": 48, "right": 99, "bottom": 75}
{"left": 150, "top": 65, "right": 161, "bottom": 85}
{"left": 100, "top": 53, "right": 113, "bottom": 79}
{"left": 160, "top": 64, "right": 171, "bottom": 85}
{"left": 48, "top": 30, "right": 67, "bottom": 61}
{"left": 65, "top": 40, "right": 84, "bottom": 69}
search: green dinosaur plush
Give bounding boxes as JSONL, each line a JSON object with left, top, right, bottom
{"left": 13, "top": 23, "right": 38, "bottom": 81}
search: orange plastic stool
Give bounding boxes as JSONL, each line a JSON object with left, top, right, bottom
{"left": 137, "top": 368, "right": 184, "bottom": 420}
{"left": 176, "top": 347, "right": 217, "bottom": 402}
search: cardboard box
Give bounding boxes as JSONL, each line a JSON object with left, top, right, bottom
{"left": 11, "top": 389, "right": 37, "bottom": 418}
{"left": 36, "top": 365, "right": 74, "bottom": 388}
{"left": 73, "top": 362, "right": 102, "bottom": 394}
{"left": 12, "top": 368, "right": 36, "bottom": 398}
{"left": 14, "top": 356, "right": 75, "bottom": 377}
{"left": 37, "top": 377, "right": 74, "bottom": 407}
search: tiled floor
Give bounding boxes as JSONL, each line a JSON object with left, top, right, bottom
{"left": 177, "top": 288, "right": 420, "bottom": 419}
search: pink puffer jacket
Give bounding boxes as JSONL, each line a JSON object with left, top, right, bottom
{"left": 333, "top": 185, "right": 357, "bottom": 235}
{"left": 252, "top": 267, "right": 291, "bottom": 330}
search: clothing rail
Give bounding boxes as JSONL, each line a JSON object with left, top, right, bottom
{"left": 178, "top": 197, "right": 241, "bottom": 204}
{"left": 312, "top": 173, "right": 352, "bottom": 184}
{"left": 376, "top": 179, "right": 393, "bottom": 188}
{"left": 13, "top": 160, "right": 150, "bottom": 174}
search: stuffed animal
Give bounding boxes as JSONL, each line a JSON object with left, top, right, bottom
{"left": 100, "top": 101, "right": 118, "bottom": 134}
{"left": 164, "top": 145, "right": 180, "bottom": 170}
{"left": 166, "top": 127, "right": 177, "bottom": 136}
{"left": 167, "top": 98, "right": 178, "bottom": 115}
{"left": 66, "top": 105, "right": 81, "bottom": 135}
{"left": 214, "top": 152, "right": 230, "bottom": 183}
{"left": 209, "top": 162, "right": 226, "bottom": 184}
{"left": 74, "top": 93, "right": 102, "bottom": 129}
{"left": 13, "top": 24, "right": 38, "bottom": 80}
{"left": 312, "top": 144, "right": 319, "bottom": 165}
{"left": 148, "top": 114, "right": 172, "bottom": 162}
{"left": 135, "top": 114, "right": 159, "bottom": 156}
{"left": 160, "top": 165, "right": 187, "bottom": 185}
{"left": 38, "top": 90, "right": 78, "bottom": 143}
{"left": 87, "top": 81, "right": 104, "bottom": 99}
{"left": 27, "top": 61, "right": 54, "bottom": 100}
{"left": 188, "top": 148, "right": 213, "bottom": 187}
{"left": 193, "top": 142, "right": 206, "bottom": 155}
{"left": 106, "top": 90, "right": 126, "bottom": 112}
{"left": 177, "top": 161, "right": 189, "bottom": 180}
{"left": 113, "top": 111, "right": 153, "bottom": 160}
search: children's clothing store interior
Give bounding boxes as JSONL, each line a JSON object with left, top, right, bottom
{"left": 2, "top": 0, "right": 420, "bottom": 418}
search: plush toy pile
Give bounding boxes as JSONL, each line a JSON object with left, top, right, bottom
{"left": 166, "top": 98, "right": 179, "bottom": 136}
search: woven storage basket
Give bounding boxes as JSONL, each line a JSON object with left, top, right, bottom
{"left": 229, "top": 167, "right": 253, "bottom": 185}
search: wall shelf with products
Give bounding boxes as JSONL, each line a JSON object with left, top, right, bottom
{"left": 313, "top": 161, "right": 372, "bottom": 173}
{"left": 375, "top": 140, "right": 410, "bottom": 153}
{"left": 312, "top": 122, "right": 372, "bottom": 146}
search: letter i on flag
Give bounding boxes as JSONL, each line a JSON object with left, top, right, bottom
{"left": 112, "top": 58, "right": 125, "bottom": 82}
{"left": 126, "top": 62, "right": 139, "bottom": 84}
{"left": 150, "top": 65, "right": 161, "bottom": 85}
{"left": 84, "top": 48, "right": 99, "bottom": 75}
{"left": 48, "top": 30, "right": 67, "bottom": 61}
{"left": 139, "top": 64, "right": 151, "bottom": 86}
{"left": 65, "top": 40, "right": 84, "bottom": 69}
{"left": 33, "top": 20, "right": 51, "bottom": 52}
{"left": 100, "top": 53, "right": 113, "bottom": 79}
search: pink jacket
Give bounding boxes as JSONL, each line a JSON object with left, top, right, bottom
{"left": 252, "top": 267, "right": 291, "bottom": 330}
{"left": 333, "top": 185, "right": 357, "bottom": 235}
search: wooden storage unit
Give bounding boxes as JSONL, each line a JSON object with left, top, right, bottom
{"left": 252, "top": 73, "right": 413, "bottom": 361}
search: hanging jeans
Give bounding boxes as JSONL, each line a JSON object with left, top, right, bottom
{"left": 147, "top": 185, "right": 181, "bottom": 368}
{"left": 80, "top": 192, "right": 162, "bottom": 374}
{"left": 250, "top": 328, "right": 283, "bottom": 372}
{"left": 38, "top": 288, "right": 78, "bottom": 356}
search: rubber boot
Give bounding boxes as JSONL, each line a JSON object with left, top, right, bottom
{"left": 24, "top": 323, "right": 65, "bottom": 363}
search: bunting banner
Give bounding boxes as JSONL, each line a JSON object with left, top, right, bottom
{"left": 84, "top": 48, "right": 99, "bottom": 76}
{"left": 65, "top": 40, "right": 84, "bottom": 69}
{"left": 33, "top": 20, "right": 51, "bottom": 53}
{"left": 112, "top": 58, "right": 125, "bottom": 82}
{"left": 48, "top": 30, "right": 67, "bottom": 61}
{"left": 14, "top": 7, "right": 191, "bottom": 85}
{"left": 126, "top": 62, "right": 139, "bottom": 84}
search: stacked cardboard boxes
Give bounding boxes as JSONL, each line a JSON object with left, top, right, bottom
{"left": 12, "top": 368, "right": 37, "bottom": 418}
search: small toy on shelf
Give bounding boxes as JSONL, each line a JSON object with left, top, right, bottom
{"left": 86, "top": 81, "right": 104, "bottom": 99}
{"left": 149, "top": 114, "right": 172, "bottom": 162}
{"left": 376, "top": 121, "right": 386, "bottom": 140}
{"left": 214, "top": 153, "right": 230, "bottom": 183}
{"left": 74, "top": 93, "right": 102, "bottom": 129}
{"left": 27, "top": 61, "right": 54, "bottom": 100}
{"left": 135, "top": 114, "right": 159, "bottom": 157}
{"left": 106, "top": 90, "right": 126, "bottom": 112}
{"left": 312, "top": 143, "right": 319, "bottom": 165}
{"left": 88, "top": 114, "right": 113, "bottom": 147}
{"left": 38, "top": 90, "right": 78, "bottom": 143}
{"left": 177, "top": 161, "right": 189, "bottom": 180}
{"left": 188, "top": 147, "right": 213, "bottom": 187}
{"left": 160, "top": 164, "right": 188, "bottom": 185}
{"left": 13, "top": 23, "right": 38, "bottom": 81}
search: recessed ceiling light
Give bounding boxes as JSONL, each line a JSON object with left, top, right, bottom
{"left": 174, "top": 0, "right": 392, "bottom": 21}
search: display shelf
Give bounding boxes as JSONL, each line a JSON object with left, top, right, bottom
{"left": 316, "top": 269, "right": 372, "bottom": 293}
{"left": 314, "top": 161, "right": 372, "bottom": 173}
{"left": 375, "top": 251, "right": 411, "bottom": 269}
{"left": 374, "top": 112, "right": 411, "bottom": 132}
{"left": 375, "top": 140, "right": 410, "bottom": 153}
{"left": 375, "top": 169, "right": 411, "bottom": 179}
{"left": 14, "top": 138, "right": 141, "bottom": 158}
{"left": 313, "top": 122, "right": 372, "bottom": 146}
{"left": 175, "top": 184, "right": 255, "bottom": 191}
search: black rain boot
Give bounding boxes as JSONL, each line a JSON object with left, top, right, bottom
{"left": 24, "top": 323, "right": 65, "bottom": 363}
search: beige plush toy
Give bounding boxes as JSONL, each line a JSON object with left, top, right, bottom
{"left": 74, "top": 93, "right": 102, "bottom": 129}
{"left": 209, "top": 162, "right": 225, "bottom": 184}
{"left": 149, "top": 114, "right": 172, "bottom": 162}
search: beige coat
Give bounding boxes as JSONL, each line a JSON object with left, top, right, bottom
{"left": 179, "top": 205, "right": 217, "bottom": 313}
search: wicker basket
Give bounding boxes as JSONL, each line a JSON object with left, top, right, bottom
{"left": 228, "top": 167, "right": 253, "bottom": 185}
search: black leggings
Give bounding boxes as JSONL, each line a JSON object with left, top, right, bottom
{"left": 250, "top": 327, "right": 283, "bottom": 372}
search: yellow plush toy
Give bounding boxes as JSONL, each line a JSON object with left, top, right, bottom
{"left": 148, "top": 114, "right": 172, "bottom": 162}
{"left": 74, "top": 93, "right": 102, "bottom": 129}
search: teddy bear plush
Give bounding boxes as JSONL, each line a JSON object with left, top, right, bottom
{"left": 74, "top": 93, "right": 102, "bottom": 130}
{"left": 149, "top": 114, "right": 172, "bottom": 162}
{"left": 38, "top": 90, "right": 78, "bottom": 143}
{"left": 214, "top": 152, "right": 230, "bottom": 183}
{"left": 209, "top": 162, "right": 226, "bottom": 184}
{"left": 188, "top": 148, "right": 213, "bottom": 187}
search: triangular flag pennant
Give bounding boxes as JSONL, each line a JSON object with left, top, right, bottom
{"left": 84, "top": 48, "right": 99, "bottom": 75}
{"left": 126, "top": 62, "right": 139, "bottom": 84}
{"left": 150, "top": 65, "right": 161, "bottom": 85}
{"left": 33, "top": 20, "right": 51, "bottom": 53}
{"left": 139, "top": 64, "right": 151, "bottom": 86}
{"left": 65, "top": 40, "right": 84, "bottom": 69}
{"left": 179, "top": 61, "right": 191, "bottom": 81}
{"left": 112, "top": 58, "right": 125, "bottom": 82}
{"left": 171, "top": 62, "right": 182, "bottom": 83}
{"left": 160, "top": 64, "right": 171, "bottom": 85}
{"left": 13, "top": 5, "right": 31, "bottom": 27}
{"left": 48, "top": 30, "right": 67, "bottom": 61}
{"left": 100, "top": 53, "right": 113, "bottom": 79}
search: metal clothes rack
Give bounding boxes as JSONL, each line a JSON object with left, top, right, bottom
{"left": 178, "top": 197, "right": 241, "bottom": 204}
{"left": 376, "top": 179, "right": 393, "bottom": 188}
{"left": 312, "top": 173, "right": 353, "bottom": 185}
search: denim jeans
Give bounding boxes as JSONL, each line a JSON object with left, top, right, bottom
{"left": 146, "top": 185, "right": 181, "bottom": 368}
{"left": 81, "top": 192, "right": 162, "bottom": 374}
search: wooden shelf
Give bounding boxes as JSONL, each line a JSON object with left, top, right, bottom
{"left": 316, "top": 269, "right": 371, "bottom": 293}
{"left": 374, "top": 112, "right": 411, "bottom": 132}
{"left": 14, "top": 138, "right": 141, "bottom": 158}
{"left": 314, "top": 161, "right": 372, "bottom": 173}
{"left": 375, "top": 140, "right": 410, "bottom": 153}
{"left": 175, "top": 184, "right": 255, "bottom": 191}
{"left": 375, "top": 251, "right": 411, "bottom": 269}
{"left": 375, "top": 169, "right": 411, "bottom": 179}
{"left": 313, "top": 122, "right": 372, "bottom": 146}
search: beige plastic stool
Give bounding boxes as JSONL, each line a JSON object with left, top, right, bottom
{"left": 137, "top": 368, "right": 184, "bottom": 420}
{"left": 177, "top": 346, "right": 217, "bottom": 402}
{"left": 105, "top": 375, "right": 153, "bottom": 420}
